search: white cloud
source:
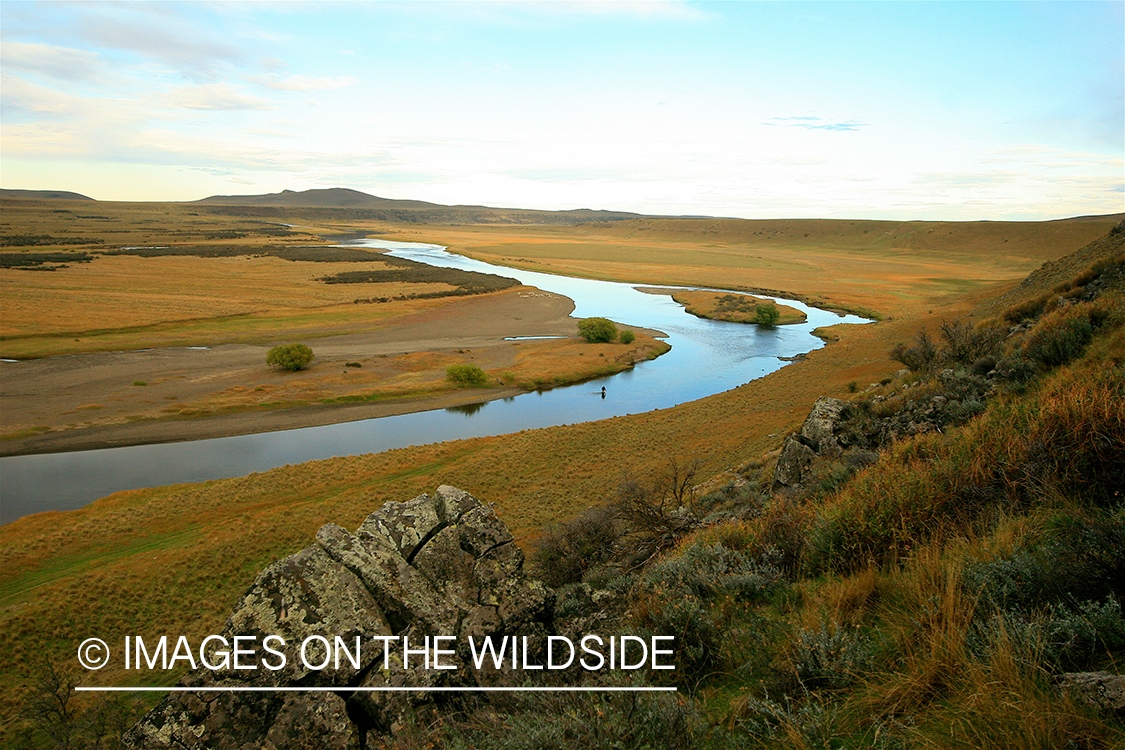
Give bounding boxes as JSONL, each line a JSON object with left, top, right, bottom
{"left": 76, "top": 8, "right": 246, "bottom": 82}
{"left": 0, "top": 42, "right": 104, "bottom": 81}
{"left": 161, "top": 83, "right": 273, "bottom": 111}
{"left": 247, "top": 74, "right": 357, "bottom": 92}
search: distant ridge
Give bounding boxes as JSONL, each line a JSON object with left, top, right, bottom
{"left": 192, "top": 187, "right": 645, "bottom": 226}
{"left": 194, "top": 187, "right": 440, "bottom": 210}
{"left": 1, "top": 189, "right": 95, "bottom": 201}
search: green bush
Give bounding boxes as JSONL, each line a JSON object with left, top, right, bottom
{"left": 633, "top": 542, "right": 786, "bottom": 681}
{"left": 963, "top": 509, "right": 1125, "bottom": 611}
{"left": 1022, "top": 305, "right": 1096, "bottom": 368}
{"left": 577, "top": 317, "right": 618, "bottom": 343}
{"left": 786, "top": 619, "right": 877, "bottom": 689}
{"left": 446, "top": 363, "right": 488, "bottom": 386}
{"left": 266, "top": 343, "right": 314, "bottom": 371}
{"left": 966, "top": 598, "right": 1125, "bottom": 672}
{"left": 619, "top": 329, "right": 636, "bottom": 344}
{"left": 755, "top": 302, "right": 780, "bottom": 326}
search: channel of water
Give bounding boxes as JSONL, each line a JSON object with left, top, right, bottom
{"left": 0, "top": 239, "right": 869, "bottom": 524}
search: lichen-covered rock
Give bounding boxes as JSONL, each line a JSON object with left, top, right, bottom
{"left": 799, "top": 397, "right": 848, "bottom": 450}
{"left": 772, "top": 397, "right": 849, "bottom": 489}
{"left": 774, "top": 436, "right": 817, "bottom": 488}
{"left": 1056, "top": 671, "right": 1125, "bottom": 715}
{"left": 124, "top": 486, "right": 551, "bottom": 749}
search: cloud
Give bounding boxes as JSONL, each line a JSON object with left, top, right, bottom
{"left": 75, "top": 5, "right": 246, "bottom": 81}
{"left": 767, "top": 116, "right": 869, "bottom": 132}
{"left": 0, "top": 42, "right": 104, "bottom": 82}
{"left": 161, "top": 84, "right": 273, "bottom": 111}
{"left": 0, "top": 76, "right": 114, "bottom": 121}
{"left": 247, "top": 74, "right": 357, "bottom": 92}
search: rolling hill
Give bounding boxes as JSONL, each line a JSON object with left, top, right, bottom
{"left": 0, "top": 189, "right": 94, "bottom": 201}
{"left": 192, "top": 187, "right": 644, "bottom": 225}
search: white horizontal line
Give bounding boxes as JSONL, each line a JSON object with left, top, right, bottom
{"left": 76, "top": 686, "right": 676, "bottom": 693}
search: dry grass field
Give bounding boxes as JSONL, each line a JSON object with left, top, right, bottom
{"left": 0, "top": 199, "right": 1120, "bottom": 746}
{"left": 387, "top": 216, "right": 1119, "bottom": 319}
{"left": 0, "top": 199, "right": 665, "bottom": 452}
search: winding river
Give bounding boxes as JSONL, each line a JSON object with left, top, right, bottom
{"left": 0, "top": 239, "right": 869, "bottom": 524}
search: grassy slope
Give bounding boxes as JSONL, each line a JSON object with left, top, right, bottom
{"left": 0, "top": 209, "right": 1120, "bottom": 745}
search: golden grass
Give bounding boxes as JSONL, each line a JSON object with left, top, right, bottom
{"left": 0, "top": 255, "right": 468, "bottom": 358}
{"left": 385, "top": 216, "right": 1118, "bottom": 319}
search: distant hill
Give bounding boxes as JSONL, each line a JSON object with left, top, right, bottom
{"left": 194, "top": 187, "right": 440, "bottom": 210}
{"left": 192, "top": 187, "right": 644, "bottom": 225}
{"left": 1, "top": 189, "right": 95, "bottom": 201}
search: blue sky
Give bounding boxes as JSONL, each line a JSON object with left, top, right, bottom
{"left": 1, "top": 1, "right": 1122, "bottom": 220}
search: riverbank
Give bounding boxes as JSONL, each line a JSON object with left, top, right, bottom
{"left": 0, "top": 286, "right": 666, "bottom": 456}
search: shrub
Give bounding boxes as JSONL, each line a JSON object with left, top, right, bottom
{"left": 1003, "top": 294, "right": 1050, "bottom": 324}
{"left": 939, "top": 319, "right": 1003, "bottom": 365}
{"left": 1022, "top": 304, "right": 1096, "bottom": 368}
{"left": 964, "top": 509, "right": 1125, "bottom": 612}
{"left": 633, "top": 542, "right": 785, "bottom": 681}
{"left": 889, "top": 329, "right": 938, "bottom": 372}
{"left": 733, "top": 694, "right": 839, "bottom": 748}
{"left": 440, "top": 679, "right": 723, "bottom": 750}
{"left": 530, "top": 503, "right": 621, "bottom": 587}
{"left": 445, "top": 363, "right": 488, "bottom": 386}
{"left": 785, "top": 619, "right": 878, "bottom": 690}
{"left": 577, "top": 316, "right": 618, "bottom": 343}
{"left": 619, "top": 329, "right": 636, "bottom": 344}
{"left": 755, "top": 302, "right": 780, "bottom": 326}
{"left": 615, "top": 460, "right": 702, "bottom": 567}
{"left": 266, "top": 343, "right": 314, "bottom": 371}
{"left": 966, "top": 598, "right": 1125, "bottom": 672}
{"left": 807, "top": 362, "right": 1125, "bottom": 575}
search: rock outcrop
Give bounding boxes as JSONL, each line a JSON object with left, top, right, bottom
{"left": 124, "top": 486, "right": 551, "bottom": 749}
{"left": 773, "top": 397, "right": 855, "bottom": 490}
{"left": 1056, "top": 671, "right": 1125, "bottom": 715}
{"left": 772, "top": 369, "right": 995, "bottom": 491}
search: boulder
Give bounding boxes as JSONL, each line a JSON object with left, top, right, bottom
{"left": 772, "top": 397, "right": 850, "bottom": 489}
{"left": 124, "top": 486, "right": 551, "bottom": 749}
{"left": 1056, "top": 672, "right": 1125, "bottom": 715}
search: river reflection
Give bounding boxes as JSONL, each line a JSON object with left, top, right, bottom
{"left": 0, "top": 239, "right": 869, "bottom": 524}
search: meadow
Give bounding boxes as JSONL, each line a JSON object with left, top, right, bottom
{"left": 0, "top": 199, "right": 665, "bottom": 453}
{"left": 0, "top": 198, "right": 1121, "bottom": 747}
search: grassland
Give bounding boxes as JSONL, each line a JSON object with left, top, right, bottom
{"left": 0, "top": 198, "right": 1121, "bottom": 747}
{"left": 0, "top": 199, "right": 665, "bottom": 454}
{"left": 385, "top": 216, "right": 1119, "bottom": 319}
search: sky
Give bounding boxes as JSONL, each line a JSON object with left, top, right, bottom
{"left": 1, "top": 1, "right": 1122, "bottom": 221}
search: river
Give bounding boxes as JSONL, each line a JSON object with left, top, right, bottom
{"left": 0, "top": 239, "right": 869, "bottom": 524}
